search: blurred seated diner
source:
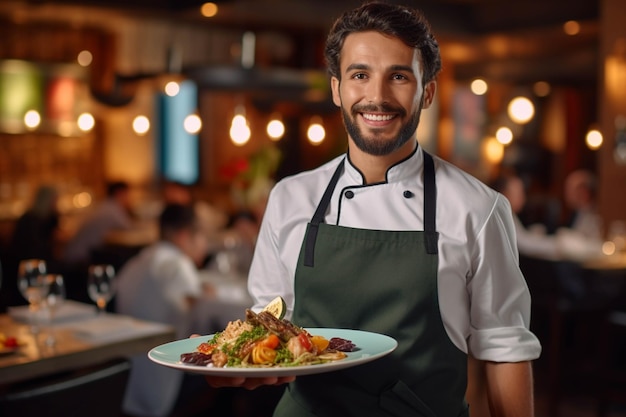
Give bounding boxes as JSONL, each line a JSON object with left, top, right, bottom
{"left": 62, "top": 181, "right": 135, "bottom": 267}
{"left": 115, "top": 203, "right": 214, "bottom": 417}
{"left": 562, "top": 169, "right": 603, "bottom": 242}
{"left": 8, "top": 185, "right": 64, "bottom": 266}
{"left": 1, "top": 185, "right": 65, "bottom": 310}
{"left": 490, "top": 172, "right": 604, "bottom": 263}
{"left": 160, "top": 179, "right": 229, "bottom": 254}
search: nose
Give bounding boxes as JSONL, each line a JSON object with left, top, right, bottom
{"left": 365, "top": 76, "right": 389, "bottom": 105}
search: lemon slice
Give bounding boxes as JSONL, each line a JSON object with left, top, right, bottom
{"left": 262, "top": 296, "right": 287, "bottom": 320}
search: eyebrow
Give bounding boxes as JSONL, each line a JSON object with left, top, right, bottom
{"left": 345, "top": 63, "right": 415, "bottom": 74}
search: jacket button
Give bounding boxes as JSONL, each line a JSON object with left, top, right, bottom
{"left": 403, "top": 190, "right": 413, "bottom": 198}
{"left": 345, "top": 190, "right": 354, "bottom": 199}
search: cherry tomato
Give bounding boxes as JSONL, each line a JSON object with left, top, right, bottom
{"left": 297, "top": 333, "right": 312, "bottom": 352}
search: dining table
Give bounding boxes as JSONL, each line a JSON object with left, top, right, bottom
{"left": 0, "top": 300, "right": 176, "bottom": 387}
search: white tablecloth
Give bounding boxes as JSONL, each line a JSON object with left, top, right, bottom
{"left": 8, "top": 300, "right": 97, "bottom": 324}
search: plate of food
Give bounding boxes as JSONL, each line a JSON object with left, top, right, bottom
{"left": 148, "top": 298, "right": 397, "bottom": 377}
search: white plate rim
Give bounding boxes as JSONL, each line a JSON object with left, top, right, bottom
{"left": 148, "top": 327, "right": 398, "bottom": 377}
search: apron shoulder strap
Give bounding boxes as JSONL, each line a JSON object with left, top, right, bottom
{"left": 304, "top": 159, "right": 345, "bottom": 267}
{"left": 423, "top": 151, "right": 438, "bottom": 255}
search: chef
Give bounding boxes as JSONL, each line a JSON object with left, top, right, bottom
{"left": 205, "top": 3, "right": 541, "bottom": 416}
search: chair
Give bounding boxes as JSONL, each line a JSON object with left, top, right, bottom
{"left": 597, "top": 310, "right": 626, "bottom": 416}
{"left": 0, "top": 358, "right": 131, "bottom": 417}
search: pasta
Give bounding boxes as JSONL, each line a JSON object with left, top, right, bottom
{"left": 180, "top": 309, "right": 356, "bottom": 368}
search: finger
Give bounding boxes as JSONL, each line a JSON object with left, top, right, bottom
{"left": 277, "top": 376, "right": 296, "bottom": 384}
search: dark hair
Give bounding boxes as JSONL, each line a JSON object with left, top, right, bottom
{"left": 159, "top": 203, "right": 197, "bottom": 240}
{"left": 324, "top": 2, "right": 442, "bottom": 85}
{"left": 106, "top": 181, "right": 129, "bottom": 197}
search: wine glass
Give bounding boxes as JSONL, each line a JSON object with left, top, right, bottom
{"left": 87, "top": 264, "right": 116, "bottom": 314}
{"left": 44, "top": 274, "right": 66, "bottom": 346}
{"left": 17, "top": 259, "right": 48, "bottom": 333}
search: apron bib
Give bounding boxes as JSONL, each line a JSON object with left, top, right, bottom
{"left": 273, "top": 151, "right": 468, "bottom": 417}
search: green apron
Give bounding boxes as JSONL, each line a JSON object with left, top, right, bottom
{"left": 273, "top": 151, "right": 469, "bottom": 417}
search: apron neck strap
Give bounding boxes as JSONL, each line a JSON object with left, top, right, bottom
{"left": 423, "top": 151, "right": 438, "bottom": 255}
{"left": 312, "top": 158, "right": 345, "bottom": 226}
{"left": 304, "top": 159, "right": 345, "bottom": 267}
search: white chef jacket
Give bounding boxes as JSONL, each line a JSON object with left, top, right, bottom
{"left": 248, "top": 146, "right": 541, "bottom": 363}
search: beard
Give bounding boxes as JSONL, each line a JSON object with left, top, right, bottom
{"left": 342, "top": 93, "right": 424, "bottom": 156}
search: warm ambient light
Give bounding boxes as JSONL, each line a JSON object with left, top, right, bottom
{"left": 266, "top": 116, "right": 285, "bottom": 140}
{"left": 507, "top": 97, "right": 535, "bottom": 124}
{"left": 201, "top": 2, "right": 218, "bottom": 17}
{"left": 533, "top": 81, "right": 551, "bottom": 97}
{"left": 183, "top": 114, "right": 202, "bottom": 134}
{"left": 482, "top": 137, "right": 504, "bottom": 164}
{"left": 77, "top": 50, "right": 93, "bottom": 67}
{"left": 77, "top": 112, "right": 95, "bottom": 132}
{"left": 230, "top": 110, "right": 251, "bottom": 146}
{"left": 496, "top": 127, "right": 513, "bottom": 145}
{"left": 133, "top": 115, "right": 150, "bottom": 135}
{"left": 563, "top": 20, "right": 580, "bottom": 36}
{"left": 164, "top": 81, "right": 180, "bottom": 97}
{"left": 602, "top": 241, "right": 616, "bottom": 256}
{"left": 307, "top": 117, "right": 325, "bottom": 145}
{"left": 585, "top": 129, "right": 603, "bottom": 150}
{"left": 470, "top": 79, "right": 488, "bottom": 95}
{"left": 24, "top": 110, "right": 41, "bottom": 130}
{"left": 72, "top": 191, "right": 92, "bottom": 209}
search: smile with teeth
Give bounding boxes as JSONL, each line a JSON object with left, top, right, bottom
{"left": 361, "top": 113, "right": 395, "bottom": 122}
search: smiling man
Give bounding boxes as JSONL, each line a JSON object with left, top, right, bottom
{"left": 204, "top": 3, "right": 541, "bottom": 416}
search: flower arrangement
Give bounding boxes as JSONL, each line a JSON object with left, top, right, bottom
{"left": 219, "top": 145, "right": 282, "bottom": 211}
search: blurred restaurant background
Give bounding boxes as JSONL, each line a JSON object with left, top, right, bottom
{"left": 0, "top": 0, "right": 624, "bottom": 234}
{"left": 1, "top": 0, "right": 626, "bottom": 416}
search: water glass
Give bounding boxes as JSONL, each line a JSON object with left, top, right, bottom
{"left": 17, "top": 259, "right": 48, "bottom": 333}
{"left": 87, "top": 264, "right": 116, "bottom": 314}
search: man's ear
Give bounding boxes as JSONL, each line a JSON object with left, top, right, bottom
{"left": 422, "top": 81, "right": 437, "bottom": 109}
{"left": 331, "top": 76, "right": 342, "bottom": 108}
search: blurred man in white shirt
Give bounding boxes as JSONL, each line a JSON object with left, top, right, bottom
{"left": 116, "top": 203, "right": 210, "bottom": 417}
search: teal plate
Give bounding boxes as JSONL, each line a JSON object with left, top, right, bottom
{"left": 148, "top": 328, "right": 397, "bottom": 377}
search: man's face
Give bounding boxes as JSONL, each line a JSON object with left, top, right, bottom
{"left": 331, "top": 31, "right": 436, "bottom": 157}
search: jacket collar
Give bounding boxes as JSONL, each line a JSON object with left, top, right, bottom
{"left": 344, "top": 143, "right": 423, "bottom": 185}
